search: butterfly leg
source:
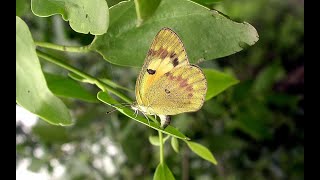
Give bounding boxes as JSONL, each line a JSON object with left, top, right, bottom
{"left": 142, "top": 112, "right": 150, "bottom": 126}
{"left": 133, "top": 109, "right": 139, "bottom": 118}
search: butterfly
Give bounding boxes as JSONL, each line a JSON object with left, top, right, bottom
{"left": 131, "top": 28, "right": 207, "bottom": 129}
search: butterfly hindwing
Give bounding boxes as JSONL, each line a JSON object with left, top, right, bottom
{"left": 144, "top": 65, "right": 207, "bottom": 115}
{"left": 136, "top": 28, "right": 189, "bottom": 106}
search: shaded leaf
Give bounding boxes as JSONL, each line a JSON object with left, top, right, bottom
{"left": 45, "top": 73, "right": 98, "bottom": 103}
{"left": 31, "top": 0, "right": 109, "bottom": 35}
{"left": 90, "top": 0, "right": 258, "bottom": 67}
{"left": 16, "top": 16, "right": 72, "bottom": 126}
{"left": 204, "top": 68, "right": 239, "bottom": 100}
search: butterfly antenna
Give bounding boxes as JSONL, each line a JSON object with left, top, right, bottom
{"left": 106, "top": 108, "right": 118, "bottom": 114}
{"left": 106, "top": 103, "right": 132, "bottom": 115}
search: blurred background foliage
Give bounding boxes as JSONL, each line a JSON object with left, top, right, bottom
{"left": 16, "top": 0, "right": 304, "bottom": 179}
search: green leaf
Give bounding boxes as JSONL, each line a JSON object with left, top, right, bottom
{"left": 90, "top": 0, "right": 258, "bottom": 67}
{"left": 45, "top": 73, "right": 98, "bottom": 103}
{"left": 16, "top": 0, "right": 30, "bottom": 16}
{"left": 154, "top": 163, "right": 175, "bottom": 180}
{"left": 171, "top": 137, "right": 179, "bottom": 153}
{"left": 16, "top": 16, "right": 72, "bottom": 126}
{"left": 191, "top": 0, "right": 223, "bottom": 9}
{"left": 32, "top": 121, "right": 70, "bottom": 143}
{"left": 204, "top": 68, "right": 239, "bottom": 101}
{"left": 186, "top": 141, "right": 217, "bottom": 165}
{"left": 253, "top": 62, "right": 285, "bottom": 93}
{"left": 31, "top": 0, "right": 109, "bottom": 35}
{"left": 149, "top": 135, "right": 170, "bottom": 146}
{"left": 134, "top": 0, "right": 161, "bottom": 24}
{"left": 97, "top": 91, "right": 190, "bottom": 140}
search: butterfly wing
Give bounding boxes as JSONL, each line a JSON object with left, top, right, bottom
{"left": 144, "top": 65, "right": 207, "bottom": 115}
{"left": 136, "top": 28, "right": 189, "bottom": 106}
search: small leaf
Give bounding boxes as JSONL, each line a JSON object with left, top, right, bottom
{"left": 90, "top": 0, "right": 258, "bottom": 67}
{"left": 171, "top": 137, "right": 179, "bottom": 153}
{"left": 204, "top": 68, "right": 239, "bottom": 101}
{"left": 31, "top": 0, "right": 109, "bottom": 35}
{"left": 45, "top": 73, "right": 98, "bottom": 103}
{"left": 134, "top": 0, "right": 161, "bottom": 24}
{"left": 186, "top": 141, "right": 217, "bottom": 165}
{"left": 97, "top": 91, "right": 190, "bottom": 140}
{"left": 154, "top": 163, "right": 175, "bottom": 180}
{"left": 149, "top": 135, "right": 170, "bottom": 146}
{"left": 16, "top": 16, "right": 72, "bottom": 126}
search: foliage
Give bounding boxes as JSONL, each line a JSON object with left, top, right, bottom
{"left": 16, "top": 0, "right": 303, "bottom": 179}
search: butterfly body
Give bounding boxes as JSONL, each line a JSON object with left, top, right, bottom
{"left": 132, "top": 28, "right": 207, "bottom": 129}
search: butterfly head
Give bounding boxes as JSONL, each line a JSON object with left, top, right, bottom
{"left": 131, "top": 102, "right": 152, "bottom": 115}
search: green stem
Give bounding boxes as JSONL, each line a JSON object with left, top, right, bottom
{"left": 133, "top": 0, "right": 143, "bottom": 26}
{"left": 159, "top": 131, "right": 164, "bottom": 164}
{"left": 35, "top": 41, "right": 90, "bottom": 53}
{"left": 36, "top": 50, "right": 132, "bottom": 103}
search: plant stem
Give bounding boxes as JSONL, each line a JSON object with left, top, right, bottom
{"left": 133, "top": 0, "right": 143, "bottom": 26}
{"left": 35, "top": 41, "right": 90, "bottom": 53}
{"left": 36, "top": 50, "right": 132, "bottom": 103}
{"left": 159, "top": 131, "right": 164, "bottom": 164}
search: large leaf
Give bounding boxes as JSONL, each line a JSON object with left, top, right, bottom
{"left": 204, "top": 68, "right": 239, "bottom": 101}
{"left": 16, "top": 16, "right": 72, "bottom": 126}
{"left": 191, "top": 0, "right": 223, "bottom": 9}
{"left": 154, "top": 163, "right": 175, "bottom": 180}
{"left": 31, "top": 0, "right": 109, "bottom": 35}
{"left": 97, "top": 91, "right": 190, "bottom": 140}
{"left": 186, "top": 141, "right": 217, "bottom": 165}
{"left": 45, "top": 73, "right": 98, "bottom": 103}
{"left": 90, "top": 0, "right": 259, "bottom": 67}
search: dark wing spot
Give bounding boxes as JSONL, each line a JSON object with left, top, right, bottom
{"left": 86, "top": 14, "right": 88, "bottom": 18}
{"left": 188, "top": 93, "right": 193, "bottom": 98}
{"left": 170, "top": 53, "right": 176, "bottom": 58}
{"left": 172, "top": 58, "right": 179, "bottom": 67}
{"left": 148, "top": 49, "right": 155, "bottom": 56}
{"left": 165, "top": 89, "right": 170, "bottom": 94}
{"left": 147, "top": 69, "right": 156, "bottom": 75}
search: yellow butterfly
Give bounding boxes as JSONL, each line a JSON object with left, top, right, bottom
{"left": 132, "top": 28, "right": 207, "bottom": 129}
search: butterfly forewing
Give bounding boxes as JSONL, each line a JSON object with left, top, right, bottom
{"left": 136, "top": 28, "right": 189, "bottom": 106}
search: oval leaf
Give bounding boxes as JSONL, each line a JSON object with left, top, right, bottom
{"left": 186, "top": 141, "right": 217, "bottom": 165}
{"left": 204, "top": 68, "right": 239, "bottom": 101}
{"left": 45, "top": 73, "right": 98, "bottom": 103}
{"left": 97, "top": 91, "right": 189, "bottom": 140}
{"left": 31, "top": 0, "right": 109, "bottom": 35}
{"left": 154, "top": 163, "right": 175, "bottom": 180}
{"left": 171, "top": 137, "right": 179, "bottom": 153}
{"left": 16, "top": 16, "right": 72, "bottom": 126}
{"left": 90, "top": 0, "right": 258, "bottom": 67}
